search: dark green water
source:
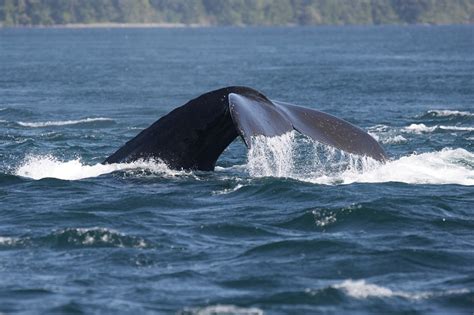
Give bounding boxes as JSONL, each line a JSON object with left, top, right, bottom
{"left": 0, "top": 26, "right": 473, "bottom": 314}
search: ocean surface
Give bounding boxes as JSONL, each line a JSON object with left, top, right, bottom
{"left": 0, "top": 25, "right": 473, "bottom": 314}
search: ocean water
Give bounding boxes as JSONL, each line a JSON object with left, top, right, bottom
{"left": 0, "top": 26, "right": 473, "bottom": 314}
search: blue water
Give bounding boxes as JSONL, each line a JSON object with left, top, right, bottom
{"left": 0, "top": 26, "right": 473, "bottom": 314}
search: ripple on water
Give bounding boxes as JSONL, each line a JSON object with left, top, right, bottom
{"left": 198, "top": 223, "right": 277, "bottom": 238}
{"left": 241, "top": 239, "right": 355, "bottom": 258}
{"left": 274, "top": 202, "right": 417, "bottom": 233}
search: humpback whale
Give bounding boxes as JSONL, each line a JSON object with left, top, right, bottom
{"left": 104, "top": 86, "right": 387, "bottom": 171}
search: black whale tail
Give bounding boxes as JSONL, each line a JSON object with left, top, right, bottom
{"left": 104, "top": 86, "right": 387, "bottom": 170}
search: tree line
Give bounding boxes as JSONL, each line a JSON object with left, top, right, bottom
{"left": 1, "top": 0, "right": 473, "bottom": 26}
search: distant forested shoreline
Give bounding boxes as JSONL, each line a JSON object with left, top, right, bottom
{"left": 1, "top": 0, "right": 473, "bottom": 27}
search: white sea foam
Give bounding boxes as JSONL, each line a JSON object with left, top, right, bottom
{"left": 15, "top": 132, "right": 474, "bottom": 185}
{"left": 334, "top": 280, "right": 399, "bottom": 299}
{"left": 439, "top": 126, "right": 474, "bottom": 131}
{"left": 0, "top": 236, "right": 19, "bottom": 246}
{"left": 427, "top": 109, "right": 473, "bottom": 117}
{"left": 15, "top": 155, "right": 185, "bottom": 180}
{"left": 312, "top": 209, "right": 337, "bottom": 227}
{"left": 55, "top": 227, "right": 147, "bottom": 248}
{"left": 368, "top": 125, "right": 407, "bottom": 145}
{"left": 404, "top": 123, "right": 438, "bottom": 133}
{"left": 369, "top": 132, "right": 407, "bottom": 144}
{"left": 404, "top": 123, "right": 474, "bottom": 134}
{"left": 179, "top": 304, "right": 264, "bottom": 315}
{"left": 338, "top": 148, "right": 474, "bottom": 185}
{"left": 385, "top": 135, "right": 407, "bottom": 144}
{"left": 246, "top": 132, "right": 474, "bottom": 186}
{"left": 333, "top": 279, "right": 469, "bottom": 300}
{"left": 17, "top": 117, "right": 114, "bottom": 127}
{"left": 68, "top": 227, "right": 119, "bottom": 245}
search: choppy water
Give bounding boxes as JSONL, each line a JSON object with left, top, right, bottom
{"left": 0, "top": 26, "right": 473, "bottom": 314}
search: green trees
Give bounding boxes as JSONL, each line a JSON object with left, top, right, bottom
{"left": 0, "top": 0, "right": 472, "bottom": 26}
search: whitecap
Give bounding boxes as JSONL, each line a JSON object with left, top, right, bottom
{"left": 404, "top": 123, "right": 437, "bottom": 133}
{"left": 369, "top": 131, "right": 407, "bottom": 144}
{"left": 427, "top": 109, "right": 473, "bottom": 117}
{"left": 53, "top": 227, "right": 147, "bottom": 248}
{"left": 17, "top": 117, "right": 114, "bottom": 127}
{"left": 404, "top": 123, "right": 474, "bottom": 134}
{"left": 438, "top": 126, "right": 474, "bottom": 131}
{"left": 179, "top": 304, "right": 264, "bottom": 315}
{"left": 15, "top": 155, "right": 186, "bottom": 180}
{"left": 333, "top": 280, "right": 398, "bottom": 299}
{"left": 333, "top": 279, "right": 469, "bottom": 300}
{"left": 0, "top": 236, "right": 19, "bottom": 246}
{"left": 367, "top": 125, "right": 407, "bottom": 145}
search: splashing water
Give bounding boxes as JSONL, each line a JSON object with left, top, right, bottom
{"left": 246, "top": 132, "right": 474, "bottom": 185}
{"left": 51, "top": 227, "right": 148, "bottom": 248}
{"left": 247, "top": 131, "right": 380, "bottom": 183}
{"left": 247, "top": 132, "right": 296, "bottom": 177}
{"left": 15, "top": 155, "right": 185, "bottom": 180}
{"left": 13, "top": 133, "right": 474, "bottom": 185}
{"left": 368, "top": 125, "right": 407, "bottom": 144}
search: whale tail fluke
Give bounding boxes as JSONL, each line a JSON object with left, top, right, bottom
{"left": 104, "top": 86, "right": 387, "bottom": 170}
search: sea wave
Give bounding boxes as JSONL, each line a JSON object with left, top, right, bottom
{"left": 368, "top": 132, "right": 407, "bottom": 144}
{"left": 425, "top": 110, "right": 473, "bottom": 118}
{"left": 48, "top": 227, "right": 148, "bottom": 248}
{"left": 367, "top": 125, "right": 407, "bottom": 145}
{"left": 404, "top": 123, "right": 474, "bottom": 134}
{"left": 332, "top": 279, "right": 469, "bottom": 300}
{"left": 0, "top": 236, "right": 21, "bottom": 247}
{"left": 368, "top": 121, "right": 473, "bottom": 140}
{"left": 179, "top": 304, "right": 264, "bottom": 315}
{"left": 17, "top": 117, "right": 114, "bottom": 128}
{"left": 2, "top": 228, "right": 148, "bottom": 249}
{"left": 15, "top": 155, "right": 185, "bottom": 180}
{"left": 212, "top": 184, "right": 244, "bottom": 195}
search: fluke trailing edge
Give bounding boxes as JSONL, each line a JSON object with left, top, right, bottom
{"left": 104, "top": 86, "right": 387, "bottom": 170}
